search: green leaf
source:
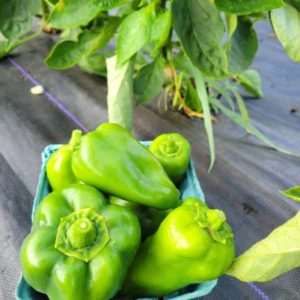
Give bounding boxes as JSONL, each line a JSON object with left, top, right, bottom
{"left": 118, "top": 0, "right": 141, "bottom": 16}
{"left": 106, "top": 55, "right": 134, "bottom": 130}
{"left": 45, "top": 19, "right": 120, "bottom": 70}
{"left": 285, "top": 0, "right": 300, "bottom": 10}
{"left": 226, "top": 211, "right": 300, "bottom": 282}
{"left": 173, "top": 51, "right": 194, "bottom": 75}
{"left": 215, "top": 0, "right": 283, "bottom": 15}
{"left": 172, "top": 0, "right": 228, "bottom": 79}
{"left": 151, "top": 10, "right": 172, "bottom": 56}
{"left": 185, "top": 80, "right": 203, "bottom": 113}
{"left": 209, "top": 97, "right": 292, "bottom": 154}
{"left": 45, "top": 31, "right": 99, "bottom": 69}
{"left": 28, "top": 0, "right": 42, "bottom": 15}
{"left": 233, "top": 90, "right": 250, "bottom": 125}
{"left": 134, "top": 57, "right": 164, "bottom": 104}
{"left": 48, "top": 0, "right": 127, "bottom": 29}
{"left": 237, "top": 69, "right": 263, "bottom": 97}
{"left": 0, "top": 41, "right": 10, "bottom": 59}
{"left": 79, "top": 51, "right": 113, "bottom": 77}
{"left": 208, "top": 80, "right": 235, "bottom": 111}
{"left": 0, "top": 40, "right": 18, "bottom": 59}
{"left": 190, "top": 64, "right": 215, "bottom": 171}
{"left": 117, "top": 3, "right": 154, "bottom": 65}
{"left": 225, "top": 14, "right": 238, "bottom": 41}
{"left": 271, "top": 3, "right": 300, "bottom": 63}
{"left": 228, "top": 17, "right": 258, "bottom": 73}
{"left": 0, "top": 0, "right": 41, "bottom": 40}
{"left": 60, "top": 28, "right": 83, "bottom": 41}
{"left": 281, "top": 186, "right": 300, "bottom": 202}
{"left": 249, "top": 12, "right": 269, "bottom": 22}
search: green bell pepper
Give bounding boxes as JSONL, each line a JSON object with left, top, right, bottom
{"left": 121, "top": 198, "right": 235, "bottom": 298}
{"left": 20, "top": 184, "right": 141, "bottom": 300}
{"left": 149, "top": 133, "right": 191, "bottom": 184}
{"left": 109, "top": 196, "right": 169, "bottom": 239}
{"left": 71, "top": 123, "right": 180, "bottom": 210}
{"left": 46, "top": 130, "right": 81, "bottom": 191}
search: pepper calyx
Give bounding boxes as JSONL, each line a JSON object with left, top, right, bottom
{"left": 55, "top": 208, "right": 109, "bottom": 262}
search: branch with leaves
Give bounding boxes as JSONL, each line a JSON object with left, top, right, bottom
{"left": 0, "top": 0, "right": 299, "bottom": 167}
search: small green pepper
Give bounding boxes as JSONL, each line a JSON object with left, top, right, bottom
{"left": 149, "top": 133, "right": 191, "bottom": 184}
{"left": 20, "top": 184, "right": 141, "bottom": 300}
{"left": 121, "top": 198, "right": 235, "bottom": 298}
{"left": 46, "top": 130, "right": 82, "bottom": 191}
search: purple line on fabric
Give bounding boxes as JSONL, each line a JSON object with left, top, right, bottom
{"left": 247, "top": 282, "right": 271, "bottom": 300}
{"left": 8, "top": 57, "right": 89, "bottom": 133}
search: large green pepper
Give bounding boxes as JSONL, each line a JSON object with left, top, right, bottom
{"left": 71, "top": 123, "right": 180, "bottom": 210}
{"left": 46, "top": 130, "right": 81, "bottom": 191}
{"left": 121, "top": 198, "right": 235, "bottom": 298}
{"left": 20, "top": 184, "right": 141, "bottom": 300}
{"left": 149, "top": 133, "right": 191, "bottom": 184}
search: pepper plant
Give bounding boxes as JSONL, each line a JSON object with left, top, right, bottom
{"left": 0, "top": 0, "right": 299, "bottom": 168}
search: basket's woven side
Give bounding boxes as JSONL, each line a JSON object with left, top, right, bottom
{"left": 16, "top": 143, "right": 217, "bottom": 300}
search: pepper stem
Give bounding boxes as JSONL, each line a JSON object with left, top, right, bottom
{"left": 159, "top": 137, "right": 181, "bottom": 157}
{"left": 68, "top": 130, "right": 82, "bottom": 148}
{"left": 55, "top": 208, "right": 110, "bottom": 262}
{"left": 207, "top": 209, "right": 226, "bottom": 231}
{"left": 67, "top": 217, "right": 97, "bottom": 249}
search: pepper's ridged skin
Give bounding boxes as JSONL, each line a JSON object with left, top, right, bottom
{"left": 149, "top": 133, "right": 191, "bottom": 184}
{"left": 20, "top": 184, "right": 141, "bottom": 300}
{"left": 71, "top": 123, "right": 180, "bottom": 210}
{"left": 121, "top": 198, "right": 235, "bottom": 298}
{"left": 46, "top": 130, "right": 82, "bottom": 191}
{"left": 109, "top": 196, "right": 169, "bottom": 240}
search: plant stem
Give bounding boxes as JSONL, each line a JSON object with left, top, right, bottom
{"left": 43, "top": 0, "right": 55, "bottom": 9}
{"left": 14, "top": 28, "right": 42, "bottom": 47}
{"left": 169, "top": 63, "right": 217, "bottom": 123}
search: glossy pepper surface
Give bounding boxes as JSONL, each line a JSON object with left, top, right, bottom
{"left": 20, "top": 184, "right": 141, "bottom": 300}
{"left": 46, "top": 130, "right": 81, "bottom": 191}
{"left": 109, "top": 196, "right": 169, "bottom": 239}
{"left": 149, "top": 133, "right": 191, "bottom": 184}
{"left": 121, "top": 198, "right": 235, "bottom": 298}
{"left": 71, "top": 123, "right": 180, "bottom": 210}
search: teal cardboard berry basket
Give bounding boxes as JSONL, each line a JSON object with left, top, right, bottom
{"left": 16, "top": 143, "right": 217, "bottom": 300}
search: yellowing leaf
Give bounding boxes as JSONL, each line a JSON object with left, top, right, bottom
{"left": 226, "top": 211, "right": 300, "bottom": 282}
